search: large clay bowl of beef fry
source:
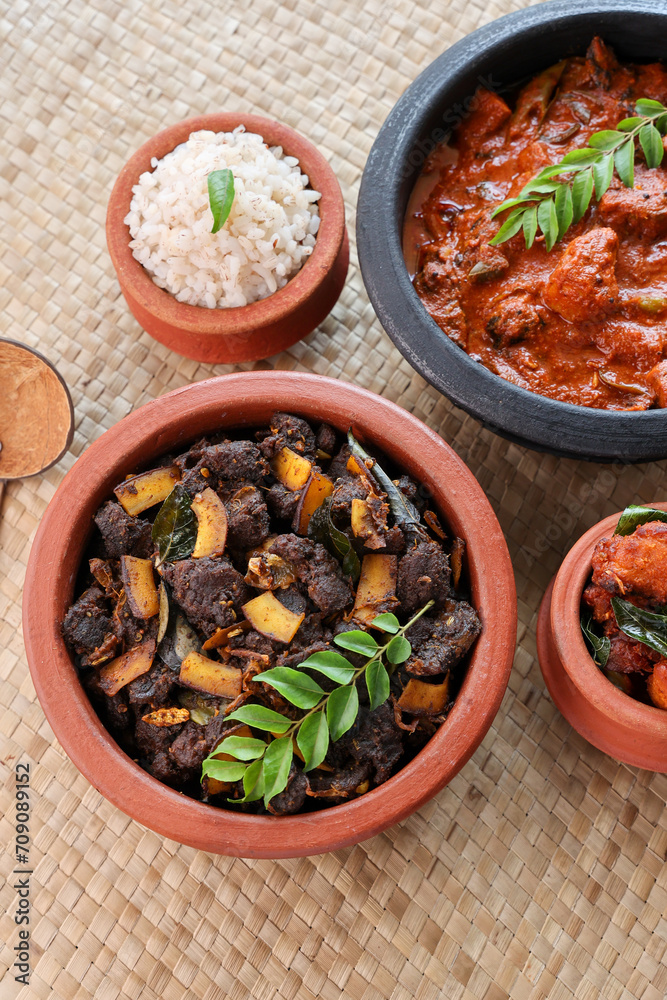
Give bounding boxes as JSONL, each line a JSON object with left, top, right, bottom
{"left": 357, "top": 0, "right": 667, "bottom": 461}
{"left": 538, "top": 502, "right": 667, "bottom": 770}
{"left": 22, "top": 372, "right": 516, "bottom": 857}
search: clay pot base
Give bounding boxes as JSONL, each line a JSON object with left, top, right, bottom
{"left": 537, "top": 579, "right": 667, "bottom": 773}
{"left": 0, "top": 340, "right": 74, "bottom": 479}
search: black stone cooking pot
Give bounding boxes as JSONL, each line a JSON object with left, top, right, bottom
{"left": 357, "top": 0, "right": 667, "bottom": 462}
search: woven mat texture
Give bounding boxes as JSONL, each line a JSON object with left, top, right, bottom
{"left": 1, "top": 0, "right": 667, "bottom": 997}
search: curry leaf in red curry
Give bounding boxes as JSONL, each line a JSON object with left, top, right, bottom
{"left": 491, "top": 97, "right": 667, "bottom": 249}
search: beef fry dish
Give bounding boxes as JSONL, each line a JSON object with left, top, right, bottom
{"left": 581, "top": 506, "right": 667, "bottom": 709}
{"left": 62, "top": 413, "right": 481, "bottom": 815}
{"left": 405, "top": 38, "right": 667, "bottom": 410}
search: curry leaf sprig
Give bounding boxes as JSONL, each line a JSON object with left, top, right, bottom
{"left": 491, "top": 98, "right": 667, "bottom": 251}
{"left": 201, "top": 600, "right": 434, "bottom": 809}
{"left": 208, "top": 168, "right": 235, "bottom": 233}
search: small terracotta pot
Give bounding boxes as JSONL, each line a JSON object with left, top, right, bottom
{"left": 23, "top": 373, "right": 517, "bottom": 857}
{"left": 106, "top": 114, "right": 349, "bottom": 364}
{"left": 537, "top": 505, "right": 667, "bottom": 772}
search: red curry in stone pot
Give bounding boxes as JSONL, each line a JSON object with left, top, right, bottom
{"left": 405, "top": 38, "right": 667, "bottom": 410}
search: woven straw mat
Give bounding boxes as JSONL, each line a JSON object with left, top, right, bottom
{"left": 1, "top": 0, "right": 666, "bottom": 997}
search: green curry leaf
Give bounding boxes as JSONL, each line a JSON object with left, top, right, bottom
{"left": 296, "top": 711, "right": 329, "bottom": 771}
{"left": 297, "top": 650, "right": 356, "bottom": 684}
{"left": 327, "top": 684, "right": 359, "bottom": 742}
{"left": 253, "top": 666, "right": 325, "bottom": 710}
{"left": 152, "top": 484, "right": 197, "bottom": 564}
{"left": 365, "top": 660, "right": 390, "bottom": 710}
{"left": 580, "top": 614, "right": 611, "bottom": 668}
{"left": 614, "top": 504, "right": 667, "bottom": 536}
{"left": 208, "top": 168, "right": 235, "bottom": 233}
{"left": 225, "top": 704, "right": 291, "bottom": 733}
{"left": 611, "top": 597, "right": 667, "bottom": 658}
{"left": 308, "top": 497, "right": 361, "bottom": 582}
{"left": 263, "top": 736, "right": 294, "bottom": 809}
{"left": 491, "top": 97, "right": 667, "bottom": 249}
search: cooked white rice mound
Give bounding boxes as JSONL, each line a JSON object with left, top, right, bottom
{"left": 124, "top": 127, "right": 321, "bottom": 309}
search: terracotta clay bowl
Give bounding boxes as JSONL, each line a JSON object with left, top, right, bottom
{"left": 22, "top": 372, "right": 517, "bottom": 858}
{"left": 357, "top": 0, "right": 667, "bottom": 461}
{"left": 106, "top": 114, "right": 349, "bottom": 364}
{"left": 537, "top": 503, "right": 667, "bottom": 771}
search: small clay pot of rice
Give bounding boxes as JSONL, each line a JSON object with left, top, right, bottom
{"left": 106, "top": 113, "right": 349, "bottom": 364}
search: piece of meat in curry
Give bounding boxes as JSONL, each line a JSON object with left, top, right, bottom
{"left": 406, "top": 38, "right": 667, "bottom": 409}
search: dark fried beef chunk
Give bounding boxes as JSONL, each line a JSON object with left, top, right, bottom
{"left": 182, "top": 441, "right": 269, "bottom": 496}
{"left": 276, "top": 585, "right": 308, "bottom": 617}
{"left": 258, "top": 412, "right": 317, "bottom": 460}
{"left": 221, "top": 484, "right": 270, "bottom": 549}
{"left": 330, "top": 476, "right": 368, "bottom": 519}
{"left": 405, "top": 602, "right": 481, "bottom": 676}
{"left": 163, "top": 556, "right": 251, "bottom": 635}
{"left": 327, "top": 703, "right": 403, "bottom": 785}
{"left": 126, "top": 661, "right": 175, "bottom": 709}
{"left": 307, "top": 761, "right": 371, "bottom": 801}
{"left": 149, "top": 750, "right": 183, "bottom": 787}
{"left": 397, "top": 539, "right": 452, "bottom": 615}
{"left": 269, "top": 534, "right": 353, "bottom": 614}
{"left": 173, "top": 437, "right": 211, "bottom": 472}
{"left": 395, "top": 475, "right": 427, "bottom": 513}
{"left": 112, "top": 595, "right": 158, "bottom": 650}
{"left": 379, "top": 527, "right": 407, "bottom": 555}
{"left": 168, "top": 721, "right": 211, "bottom": 780}
{"left": 62, "top": 586, "right": 117, "bottom": 657}
{"left": 327, "top": 444, "right": 352, "bottom": 481}
{"left": 268, "top": 765, "right": 309, "bottom": 815}
{"left": 136, "top": 716, "right": 184, "bottom": 759}
{"left": 94, "top": 501, "right": 153, "bottom": 559}
{"left": 315, "top": 423, "right": 337, "bottom": 456}
{"left": 83, "top": 670, "right": 133, "bottom": 734}
{"left": 266, "top": 481, "right": 301, "bottom": 522}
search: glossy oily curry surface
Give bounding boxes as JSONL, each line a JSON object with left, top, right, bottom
{"left": 405, "top": 39, "right": 667, "bottom": 410}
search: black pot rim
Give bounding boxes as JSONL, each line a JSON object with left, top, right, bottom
{"left": 357, "top": 0, "right": 667, "bottom": 462}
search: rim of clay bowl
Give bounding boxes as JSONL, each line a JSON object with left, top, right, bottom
{"left": 22, "top": 372, "right": 517, "bottom": 857}
{"left": 106, "top": 113, "right": 347, "bottom": 339}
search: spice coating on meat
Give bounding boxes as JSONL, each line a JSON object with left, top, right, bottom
{"left": 182, "top": 441, "right": 269, "bottom": 496}
{"left": 62, "top": 586, "right": 117, "bottom": 657}
{"left": 327, "top": 703, "right": 404, "bottom": 785}
{"left": 592, "top": 521, "right": 667, "bottom": 603}
{"left": 94, "top": 501, "right": 153, "bottom": 558}
{"left": 405, "top": 602, "right": 481, "bottom": 676}
{"left": 269, "top": 534, "right": 353, "bottom": 613}
{"left": 163, "top": 556, "right": 251, "bottom": 635}
{"left": 221, "top": 484, "right": 270, "bottom": 549}
{"left": 315, "top": 423, "right": 337, "bottom": 456}
{"left": 397, "top": 540, "right": 453, "bottom": 615}
{"left": 126, "top": 661, "right": 175, "bottom": 709}
{"left": 266, "top": 481, "right": 301, "bottom": 522}
{"left": 257, "top": 412, "right": 317, "bottom": 460}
